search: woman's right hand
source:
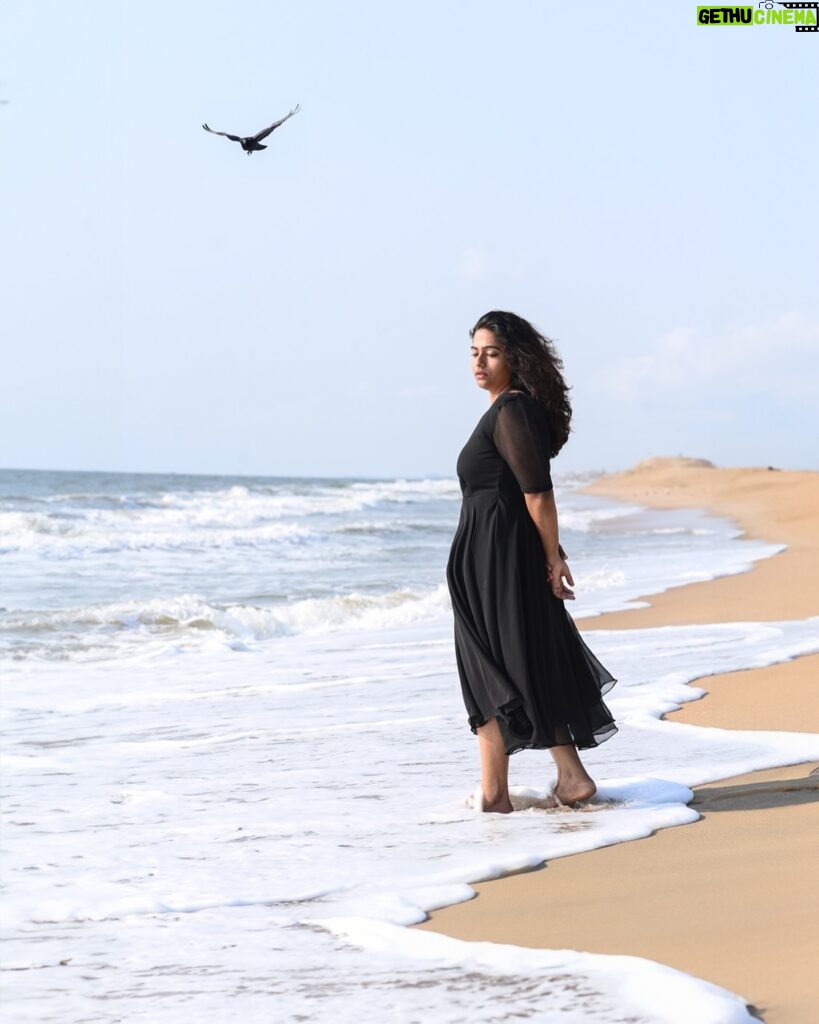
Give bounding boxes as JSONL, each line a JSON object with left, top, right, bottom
{"left": 547, "top": 556, "right": 575, "bottom": 601}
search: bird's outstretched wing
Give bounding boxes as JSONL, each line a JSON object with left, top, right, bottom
{"left": 252, "top": 104, "right": 301, "bottom": 143}
{"left": 202, "top": 123, "right": 242, "bottom": 143}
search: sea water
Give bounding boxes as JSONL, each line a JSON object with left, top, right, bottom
{"left": 2, "top": 468, "right": 818, "bottom": 1023}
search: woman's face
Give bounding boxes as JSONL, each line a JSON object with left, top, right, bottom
{"left": 471, "top": 328, "right": 512, "bottom": 395}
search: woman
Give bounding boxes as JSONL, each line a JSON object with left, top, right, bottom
{"left": 446, "top": 311, "right": 616, "bottom": 813}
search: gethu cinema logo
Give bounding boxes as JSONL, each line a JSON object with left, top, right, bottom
{"left": 697, "top": 3, "right": 818, "bottom": 29}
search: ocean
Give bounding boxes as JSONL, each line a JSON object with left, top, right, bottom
{"left": 2, "top": 467, "right": 818, "bottom": 1023}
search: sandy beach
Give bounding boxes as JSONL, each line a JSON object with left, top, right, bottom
{"left": 420, "top": 458, "right": 819, "bottom": 1023}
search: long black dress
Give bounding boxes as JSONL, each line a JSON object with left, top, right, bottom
{"left": 446, "top": 391, "right": 617, "bottom": 755}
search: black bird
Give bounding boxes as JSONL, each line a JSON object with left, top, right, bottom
{"left": 202, "top": 105, "right": 300, "bottom": 154}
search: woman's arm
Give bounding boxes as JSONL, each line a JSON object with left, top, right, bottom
{"left": 524, "top": 491, "right": 575, "bottom": 601}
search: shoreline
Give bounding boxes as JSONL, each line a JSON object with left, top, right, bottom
{"left": 420, "top": 458, "right": 819, "bottom": 1024}
{"left": 576, "top": 458, "right": 819, "bottom": 629}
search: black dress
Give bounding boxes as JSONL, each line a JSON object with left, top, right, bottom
{"left": 446, "top": 391, "right": 617, "bottom": 755}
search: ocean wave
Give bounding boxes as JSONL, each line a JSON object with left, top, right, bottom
{"left": 573, "top": 567, "right": 627, "bottom": 590}
{"left": 0, "top": 478, "right": 460, "bottom": 555}
{"left": 333, "top": 518, "right": 453, "bottom": 536}
{"left": 1, "top": 585, "right": 453, "bottom": 660}
{"left": 557, "top": 504, "right": 645, "bottom": 533}
{"left": 346, "top": 478, "right": 461, "bottom": 502}
{"left": 151, "top": 478, "right": 461, "bottom": 516}
{"left": 0, "top": 513, "right": 311, "bottom": 555}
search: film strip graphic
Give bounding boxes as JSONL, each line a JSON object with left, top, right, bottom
{"left": 775, "top": 2, "right": 819, "bottom": 31}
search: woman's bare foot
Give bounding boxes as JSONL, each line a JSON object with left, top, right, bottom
{"left": 483, "top": 794, "right": 514, "bottom": 814}
{"left": 549, "top": 744, "right": 597, "bottom": 806}
{"left": 481, "top": 783, "right": 514, "bottom": 813}
{"left": 466, "top": 785, "right": 514, "bottom": 814}
{"left": 475, "top": 718, "right": 513, "bottom": 812}
{"left": 553, "top": 775, "right": 597, "bottom": 806}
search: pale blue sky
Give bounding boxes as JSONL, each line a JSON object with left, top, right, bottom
{"left": 1, "top": 1, "right": 817, "bottom": 477}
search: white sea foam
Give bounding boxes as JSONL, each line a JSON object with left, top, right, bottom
{"left": 0, "top": 907, "right": 758, "bottom": 1024}
{"left": 0, "top": 477, "right": 460, "bottom": 558}
{"left": 558, "top": 502, "right": 646, "bottom": 532}
{"left": 0, "top": 507, "right": 312, "bottom": 556}
{"left": 0, "top": 586, "right": 455, "bottom": 662}
{"left": 322, "top": 920, "right": 759, "bottom": 1024}
{"left": 3, "top": 609, "right": 819, "bottom": 1020}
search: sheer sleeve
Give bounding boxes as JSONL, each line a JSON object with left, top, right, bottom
{"left": 492, "top": 394, "right": 553, "bottom": 493}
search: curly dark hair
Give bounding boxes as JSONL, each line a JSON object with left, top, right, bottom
{"left": 470, "top": 310, "right": 572, "bottom": 456}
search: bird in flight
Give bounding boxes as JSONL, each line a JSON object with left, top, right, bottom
{"left": 202, "top": 105, "right": 300, "bottom": 154}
